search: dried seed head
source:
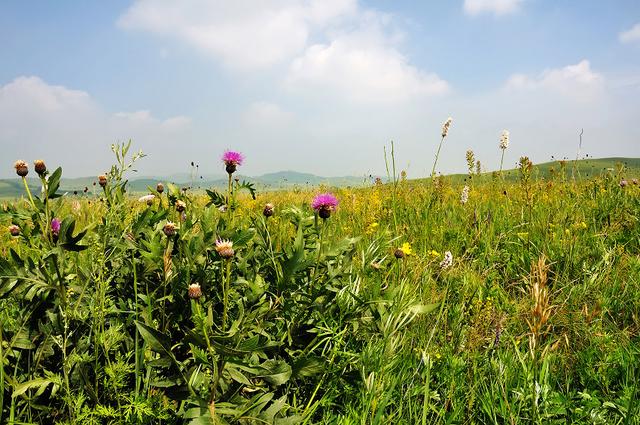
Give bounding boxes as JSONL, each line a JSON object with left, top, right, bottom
{"left": 14, "top": 160, "right": 28, "bottom": 177}
{"left": 8, "top": 224, "right": 20, "bottom": 237}
{"left": 188, "top": 283, "right": 203, "bottom": 300}
{"left": 263, "top": 203, "right": 274, "bottom": 217}
{"left": 34, "top": 159, "right": 47, "bottom": 176}
{"left": 156, "top": 182, "right": 164, "bottom": 193}
{"left": 98, "top": 174, "right": 108, "bottom": 187}
{"left": 175, "top": 200, "right": 186, "bottom": 212}
{"left": 215, "top": 239, "right": 235, "bottom": 259}
{"left": 163, "top": 222, "right": 177, "bottom": 237}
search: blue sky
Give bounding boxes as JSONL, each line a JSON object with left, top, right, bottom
{"left": 1, "top": 0, "right": 639, "bottom": 178}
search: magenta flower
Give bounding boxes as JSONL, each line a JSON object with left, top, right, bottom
{"left": 222, "top": 150, "right": 244, "bottom": 174}
{"left": 312, "top": 193, "right": 339, "bottom": 219}
{"left": 51, "top": 218, "right": 61, "bottom": 236}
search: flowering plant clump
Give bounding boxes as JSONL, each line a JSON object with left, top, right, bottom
{"left": 312, "top": 193, "right": 339, "bottom": 219}
{"left": 222, "top": 150, "right": 244, "bottom": 174}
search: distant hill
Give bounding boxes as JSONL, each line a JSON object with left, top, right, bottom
{"left": 2, "top": 158, "right": 638, "bottom": 199}
{"left": 0, "top": 170, "right": 367, "bottom": 198}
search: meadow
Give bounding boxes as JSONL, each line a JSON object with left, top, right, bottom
{"left": 1, "top": 140, "right": 640, "bottom": 424}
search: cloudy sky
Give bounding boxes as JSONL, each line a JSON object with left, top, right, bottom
{"left": 1, "top": 0, "right": 639, "bottom": 178}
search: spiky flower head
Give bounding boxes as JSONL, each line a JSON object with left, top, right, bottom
{"left": 263, "top": 203, "right": 274, "bottom": 218}
{"left": 14, "top": 160, "right": 28, "bottom": 177}
{"left": 138, "top": 194, "right": 155, "bottom": 205}
{"left": 499, "top": 130, "right": 510, "bottom": 150}
{"left": 440, "top": 251, "right": 453, "bottom": 269}
{"left": 156, "top": 182, "right": 164, "bottom": 193}
{"left": 51, "top": 218, "right": 61, "bottom": 237}
{"left": 175, "top": 200, "right": 186, "bottom": 212}
{"left": 8, "top": 224, "right": 20, "bottom": 237}
{"left": 441, "top": 117, "right": 453, "bottom": 138}
{"left": 460, "top": 185, "right": 470, "bottom": 205}
{"left": 163, "top": 222, "right": 177, "bottom": 237}
{"left": 98, "top": 174, "right": 108, "bottom": 187}
{"left": 311, "top": 193, "right": 339, "bottom": 219}
{"left": 620, "top": 179, "right": 628, "bottom": 188}
{"left": 222, "top": 150, "right": 244, "bottom": 174}
{"left": 215, "top": 238, "right": 235, "bottom": 259}
{"left": 188, "top": 283, "right": 202, "bottom": 300}
{"left": 34, "top": 160, "right": 47, "bottom": 176}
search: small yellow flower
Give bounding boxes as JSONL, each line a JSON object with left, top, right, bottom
{"left": 516, "top": 232, "right": 529, "bottom": 239}
{"left": 366, "top": 222, "right": 379, "bottom": 234}
{"left": 400, "top": 242, "right": 413, "bottom": 256}
{"left": 428, "top": 250, "right": 439, "bottom": 257}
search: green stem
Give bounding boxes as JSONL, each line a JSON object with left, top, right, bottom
{"left": 499, "top": 149, "right": 505, "bottom": 177}
{"left": 132, "top": 253, "right": 140, "bottom": 397}
{"left": 222, "top": 260, "right": 231, "bottom": 332}
{"left": 430, "top": 136, "right": 445, "bottom": 179}
{"left": 21, "top": 177, "right": 36, "bottom": 209}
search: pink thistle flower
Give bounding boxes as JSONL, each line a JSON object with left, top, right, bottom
{"left": 51, "top": 218, "right": 61, "bottom": 236}
{"left": 221, "top": 150, "right": 244, "bottom": 174}
{"left": 312, "top": 193, "right": 339, "bottom": 219}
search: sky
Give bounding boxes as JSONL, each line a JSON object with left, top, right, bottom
{"left": 1, "top": 0, "right": 639, "bottom": 179}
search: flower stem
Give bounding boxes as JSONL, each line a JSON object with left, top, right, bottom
{"left": 222, "top": 260, "right": 231, "bottom": 332}
{"left": 499, "top": 149, "right": 505, "bottom": 177}
{"left": 21, "top": 177, "right": 36, "bottom": 209}
{"left": 430, "top": 136, "right": 445, "bottom": 179}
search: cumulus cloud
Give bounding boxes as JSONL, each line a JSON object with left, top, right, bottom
{"left": 504, "top": 60, "right": 604, "bottom": 101}
{"left": 619, "top": 23, "right": 640, "bottom": 44}
{"left": 0, "top": 76, "right": 191, "bottom": 177}
{"left": 118, "top": 0, "right": 358, "bottom": 70}
{"left": 463, "top": 0, "right": 524, "bottom": 16}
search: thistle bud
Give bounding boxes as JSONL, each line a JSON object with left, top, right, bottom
{"left": 34, "top": 159, "right": 47, "bottom": 176}
{"left": 188, "top": 283, "right": 203, "bottom": 300}
{"left": 620, "top": 179, "right": 628, "bottom": 188}
{"left": 8, "top": 224, "right": 20, "bottom": 237}
{"left": 163, "top": 222, "right": 177, "bottom": 237}
{"left": 215, "top": 239, "right": 234, "bottom": 259}
{"left": 156, "top": 182, "right": 164, "bottom": 193}
{"left": 175, "top": 200, "right": 186, "bottom": 213}
{"left": 14, "top": 160, "right": 28, "bottom": 177}
{"left": 98, "top": 175, "right": 108, "bottom": 187}
{"left": 394, "top": 248, "right": 405, "bottom": 259}
{"left": 263, "top": 203, "right": 274, "bottom": 218}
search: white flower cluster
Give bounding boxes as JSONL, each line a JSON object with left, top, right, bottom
{"left": 441, "top": 117, "right": 453, "bottom": 138}
{"left": 499, "top": 130, "right": 510, "bottom": 150}
{"left": 460, "top": 185, "right": 470, "bottom": 205}
{"left": 440, "top": 251, "right": 453, "bottom": 269}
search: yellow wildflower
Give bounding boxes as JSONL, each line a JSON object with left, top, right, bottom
{"left": 400, "top": 242, "right": 413, "bottom": 256}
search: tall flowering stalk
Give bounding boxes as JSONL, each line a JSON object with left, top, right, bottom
{"left": 431, "top": 117, "right": 452, "bottom": 179}
{"left": 311, "top": 193, "right": 338, "bottom": 271}
{"left": 499, "top": 130, "right": 510, "bottom": 176}
{"left": 221, "top": 150, "right": 243, "bottom": 213}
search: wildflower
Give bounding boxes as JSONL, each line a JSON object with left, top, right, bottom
{"left": 620, "top": 179, "right": 628, "bottom": 188}
{"left": 460, "top": 185, "right": 470, "bottom": 205}
{"left": 428, "top": 249, "right": 440, "bottom": 257}
{"left": 8, "top": 224, "right": 20, "bottom": 237}
{"left": 175, "top": 200, "right": 186, "bottom": 212}
{"left": 632, "top": 178, "right": 638, "bottom": 185}
{"left": 98, "top": 175, "right": 108, "bottom": 188}
{"left": 499, "top": 130, "right": 510, "bottom": 150}
{"left": 263, "top": 203, "right": 274, "bottom": 218}
{"left": 156, "top": 182, "right": 164, "bottom": 193}
{"left": 163, "top": 222, "right": 176, "bottom": 237}
{"left": 222, "top": 150, "right": 244, "bottom": 174}
{"left": 312, "top": 193, "right": 339, "bottom": 219}
{"left": 366, "top": 222, "right": 379, "bottom": 234}
{"left": 440, "top": 251, "right": 453, "bottom": 269}
{"left": 215, "top": 239, "right": 235, "bottom": 259}
{"left": 218, "top": 205, "right": 228, "bottom": 213}
{"left": 14, "top": 160, "right": 28, "bottom": 177}
{"left": 51, "top": 218, "right": 61, "bottom": 237}
{"left": 138, "top": 194, "right": 155, "bottom": 205}
{"left": 441, "top": 117, "right": 453, "bottom": 138}
{"left": 188, "top": 283, "right": 202, "bottom": 300}
{"left": 400, "top": 242, "right": 413, "bottom": 256}
{"left": 34, "top": 160, "right": 47, "bottom": 176}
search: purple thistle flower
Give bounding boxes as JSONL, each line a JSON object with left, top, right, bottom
{"left": 51, "top": 218, "right": 61, "bottom": 236}
{"left": 222, "top": 150, "right": 244, "bottom": 174}
{"left": 312, "top": 193, "right": 339, "bottom": 219}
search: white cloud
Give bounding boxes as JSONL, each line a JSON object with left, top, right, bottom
{"left": 243, "top": 101, "right": 294, "bottom": 128}
{"left": 619, "top": 23, "right": 640, "bottom": 44}
{"left": 118, "top": 0, "right": 357, "bottom": 70}
{"left": 0, "top": 76, "right": 191, "bottom": 177}
{"left": 463, "top": 0, "right": 523, "bottom": 16}
{"left": 505, "top": 60, "right": 604, "bottom": 101}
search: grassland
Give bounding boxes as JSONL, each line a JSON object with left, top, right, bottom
{"left": 1, "top": 147, "right": 639, "bottom": 424}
